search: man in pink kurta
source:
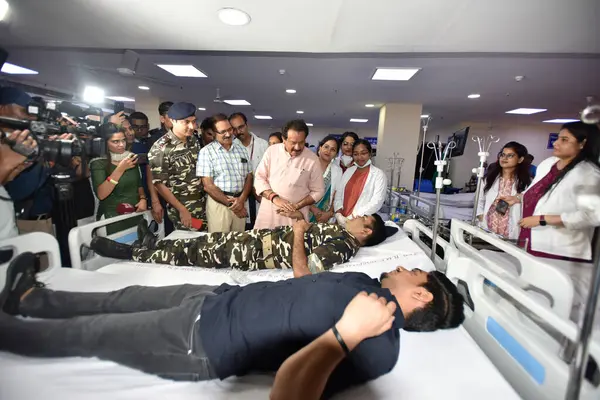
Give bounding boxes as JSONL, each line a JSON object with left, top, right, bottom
{"left": 254, "top": 120, "right": 324, "bottom": 229}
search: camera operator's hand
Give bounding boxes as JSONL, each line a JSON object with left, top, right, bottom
{"left": 48, "top": 133, "right": 74, "bottom": 141}
{"left": 116, "top": 154, "right": 138, "bottom": 172}
{"left": 109, "top": 111, "right": 126, "bottom": 126}
{"left": 0, "top": 130, "right": 37, "bottom": 184}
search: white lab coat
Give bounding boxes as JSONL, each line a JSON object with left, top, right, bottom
{"left": 476, "top": 177, "right": 522, "bottom": 239}
{"left": 525, "top": 156, "right": 600, "bottom": 260}
{"left": 334, "top": 165, "right": 387, "bottom": 217}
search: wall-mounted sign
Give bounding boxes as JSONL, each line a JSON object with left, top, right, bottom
{"left": 547, "top": 133, "right": 558, "bottom": 149}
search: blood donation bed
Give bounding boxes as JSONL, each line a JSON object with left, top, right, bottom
{"left": 390, "top": 191, "right": 474, "bottom": 222}
{"left": 0, "top": 218, "right": 521, "bottom": 400}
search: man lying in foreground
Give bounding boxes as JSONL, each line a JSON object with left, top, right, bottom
{"left": 0, "top": 253, "right": 465, "bottom": 399}
{"left": 91, "top": 212, "right": 388, "bottom": 277}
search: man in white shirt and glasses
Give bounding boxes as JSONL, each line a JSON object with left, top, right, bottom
{"left": 197, "top": 114, "right": 253, "bottom": 233}
{"left": 229, "top": 112, "right": 268, "bottom": 229}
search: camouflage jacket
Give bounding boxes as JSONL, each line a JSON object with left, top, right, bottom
{"left": 148, "top": 131, "right": 206, "bottom": 227}
{"left": 133, "top": 222, "right": 361, "bottom": 271}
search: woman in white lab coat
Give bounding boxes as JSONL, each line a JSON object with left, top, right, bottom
{"left": 504, "top": 122, "right": 600, "bottom": 261}
{"left": 308, "top": 135, "right": 343, "bottom": 223}
{"left": 476, "top": 142, "right": 531, "bottom": 239}
{"left": 334, "top": 139, "right": 387, "bottom": 225}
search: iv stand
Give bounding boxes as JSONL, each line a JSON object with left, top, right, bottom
{"left": 416, "top": 116, "right": 431, "bottom": 198}
{"left": 470, "top": 132, "right": 500, "bottom": 226}
{"left": 427, "top": 138, "right": 456, "bottom": 262}
{"left": 565, "top": 101, "right": 600, "bottom": 400}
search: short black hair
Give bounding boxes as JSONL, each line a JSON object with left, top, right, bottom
{"left": 211, "top": 113, "right": 229, "bottom": 132}
{"left": 200, "top": 117, "right": 214, "bottom": 133}
{"left": 229, "top": 112, "right": 247, "bottom": 124}
{"left": 364, "top": 214, "right": 387, "bottom": 247}
{"left": 525, "top": 154, "right": 534, "bottom": 162}
{"left": 317, "top": 134, "right": 340, "bottom": 156}
{"left": 282, "top": 119, "right": 309, "bottom": 140}
{"left": 269, "top": 132, "right": 283, "bottom": 142}
{"left": 341, "top": 131, "right": 359, "bottom": 143}
{"left": 158, "top": 101, "right": 173, "bottom": 116}
{"left": 129, "top": 111, "right": 149, "bottom": 122}
{"left": 353, "top": 138, "right": 372, "bottom": 154}
{"left": 404, "top": 271, "right": 465, "bottom": 332}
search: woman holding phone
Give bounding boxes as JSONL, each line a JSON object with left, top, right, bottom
{"left": 90, "top": 123, "right": 147, "bottom": 234}
{"left": 476, "top": 141, "right": 530, "bottom": 239}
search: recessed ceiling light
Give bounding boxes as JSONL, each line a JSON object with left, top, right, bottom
{"left": 506, "top": 108, "right": 547, "bottom": 115}
{"left": 1, "top": 62, "right": 39, "bottom": 75}
{"left": 306, "top": 123, "right": 314, "bottom": 126}
{"left": 350, "top": 118, "right": 368, "bottom": 123}
{"left": 224, "top": 99, "right": 251, "bottom": 106}
{"left": 218, "top": 8, "right": 251, "bottom": 26}
{"left": 543, "top": 118, "right": 579, "bottom": 124}
{"left": 365, "top": 104, "right": 375, "bottom": 108}
{"left": 421, "top": 114, "right": 430, "bottom": 118}
{"left": 371, "top": 68, "right": 421, "bottom": 81}
{"left": 468, "top": 94, "right": 481, "bottom": 99}
{"left": 296, "top": 110, "right": 304, "bottom": 114}
{"left": 254, "top": 115, "right": 272, "bottom": 120}
{"left": 0, "top": 0, "right": 9, "bottom": 22}
{"left": 138, "top": 86, "right": 150, "bottom": 90}
{"left": 198, "top": 107, "right": 206, "bottom": 111}
{"left": 156, "top": 64, "right": 207, "bottom": 78}
{"left": 286, "top": 89, "right": 297, "bottom": 94}
{"left": 83, "top": 86, "right": 105, "bottom": 104}
{"left": 107, "top": 96, "right": 135, "bottom": 102}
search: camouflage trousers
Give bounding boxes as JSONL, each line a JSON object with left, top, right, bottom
{"left": 131, "top": 229, "right": 294, "bottom": 271}
{"left": 167, "top": 196, "right": 208, "bottom": 232}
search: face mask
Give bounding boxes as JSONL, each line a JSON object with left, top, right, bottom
{"left": 356, "top": 159, "right": 372, "bottom": 169}
{"left": 110, "top": 150, "right": 132, "bottom": 162}
{"left": 341, "top": 155, "right": 353, "bottom": 166}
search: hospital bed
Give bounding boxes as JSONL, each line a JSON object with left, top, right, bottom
{"left": 0, "top": 216, "right": 521, "bottom": 400}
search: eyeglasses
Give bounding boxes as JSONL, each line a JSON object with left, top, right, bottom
{"left": 232, "top": 124, "right": 247, "bottom": 132}
{"left": 217, "top": 127, "right": 235, "bottom": 135}
{"left": 498, "top": 152, "right": 517, "bottom": 159}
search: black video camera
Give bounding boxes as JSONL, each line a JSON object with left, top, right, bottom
{"left": 0, "top": 100, "right": 106, "bottom": 167}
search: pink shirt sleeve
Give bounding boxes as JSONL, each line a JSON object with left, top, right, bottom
{"left": 308, "top": 159, "right": 325, "bottom": 202}
{"left": 254, "top": 145, "right": 272, "bottom": 195}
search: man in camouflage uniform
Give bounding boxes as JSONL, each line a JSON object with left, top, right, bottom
{"left": 91, "top": 213, "right": 388, "bottom": 277}
{"left": 148, "top": 102, "right": 207, "bottom": 231}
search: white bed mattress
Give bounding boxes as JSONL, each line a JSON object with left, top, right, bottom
{"left": 0, "top": 264, "right": 519, "bottom": 400}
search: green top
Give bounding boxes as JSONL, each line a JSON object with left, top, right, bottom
{"left": 90, "top": 158, "right": 142, "bottom": 234}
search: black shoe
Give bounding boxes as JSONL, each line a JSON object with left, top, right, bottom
{"left": 0, "top": 252, "right": 45, "bottom": 315}
{"left": 137, "top": 219, "right": 158, "bottom": 249}
{"left": 91, "top": 237, "right": 134, "bottom": 260}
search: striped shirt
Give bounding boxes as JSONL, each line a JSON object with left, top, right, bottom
{"left": 196, "top": 140, "right": 252, "bottom": 193}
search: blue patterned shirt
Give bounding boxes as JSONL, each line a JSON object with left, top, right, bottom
{"left": 196, "top": 140, "right": 252, "bottom": 193}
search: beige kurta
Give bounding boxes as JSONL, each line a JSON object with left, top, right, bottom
{"left": 254, "top": 144, "right": 324, "bottom": 229}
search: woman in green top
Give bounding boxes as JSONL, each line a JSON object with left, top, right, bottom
{"left": 90, "top": 124, "right": 147, "bottom": 235}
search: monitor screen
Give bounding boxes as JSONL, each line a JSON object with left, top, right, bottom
{"left": 449, "top": 126, "right": 470, "bottom": 157}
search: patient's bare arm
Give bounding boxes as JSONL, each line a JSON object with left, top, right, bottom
{"left": 276, "top": 209, "right": 305, "bottom": 220}
{"left": 269, "top": 292, "right": 397, "bottom": 400}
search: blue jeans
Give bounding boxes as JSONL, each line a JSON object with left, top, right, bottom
{"left": 0, "top": 284, "right": 218, "bottom": 381}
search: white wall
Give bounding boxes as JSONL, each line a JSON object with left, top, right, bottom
{"left": 444, "top": 122, "right": 559, "bottom": 188}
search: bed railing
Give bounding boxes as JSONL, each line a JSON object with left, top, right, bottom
{"left": 403, "top": 219, "right": 453, "bottom": 272}
{"left": 0, "top": 232, "right": 62, "bottom": 273}
{"left": 68, "top": 211, "right": 164, "bottom": 270}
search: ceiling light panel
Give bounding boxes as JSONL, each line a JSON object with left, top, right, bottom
{"left": 421, "top": 114, "right": 430, "bottom": 118}
{"left": 218, "top": 8, "right": 251, "bottom": 26}
{"left": 365, "top": 104, "right": 375, "bottom": 108}
{"left": 506, "top": 108, "right": 547, "bottom": 115}
{"left": 296, "top": 111, "right": 304, "bottom": 114}
{"left": 306, "top": 123, "right": 314, "bottom": 126}
{"left": 467, "top": 94, "right": 481, "bottom": 99}
{"left": 107, "top": 96, "right": 135, "bottom": 102}
{"left": 1, "top": 62, "right": 39, "bottom": 75}
{"left": 138, "top": 86, "right": 150, "bottom": 90}
{"left": 286, "top": 89, "right": 297, "bottom": 94}
{"left": 371, "top": 68, "right": 420, "bottom": 81}
{"left": 350, "top": 118, "right": 368, "bottom": 123}
{"left": 83, "top": 86, "right": 105, "bottom": 104}
{"left": 197, "top": 107, "right": 206, "bottom": 111}
{"left": 543, "top": 119, "right": 579, "bottom": 124}
{"left": 224, "top": 100, "right": 251, "bottom": 106}
{"left": 254, "top": 115, "right": 272, "bottom": 120}
{"left": 156, "top": 64, "right": 207, "bottom": 78}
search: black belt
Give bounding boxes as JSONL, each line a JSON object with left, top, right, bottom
{"left": 222, "top": 191, "right": 242, "bottom": 197}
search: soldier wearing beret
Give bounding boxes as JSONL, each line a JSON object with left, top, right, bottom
{"left": 148, "top": 102, "right": 207, "bottom": 231}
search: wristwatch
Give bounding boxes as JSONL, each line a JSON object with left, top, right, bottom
{"left": 539, "top": 215, "right": 547, "bottom": 226}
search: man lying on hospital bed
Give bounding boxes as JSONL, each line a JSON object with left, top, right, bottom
{"left": 0, "top": 253, "right": 465, "bottom": 400}
{"left": 91, "top": 212, "right": 390, "bottom": 277}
